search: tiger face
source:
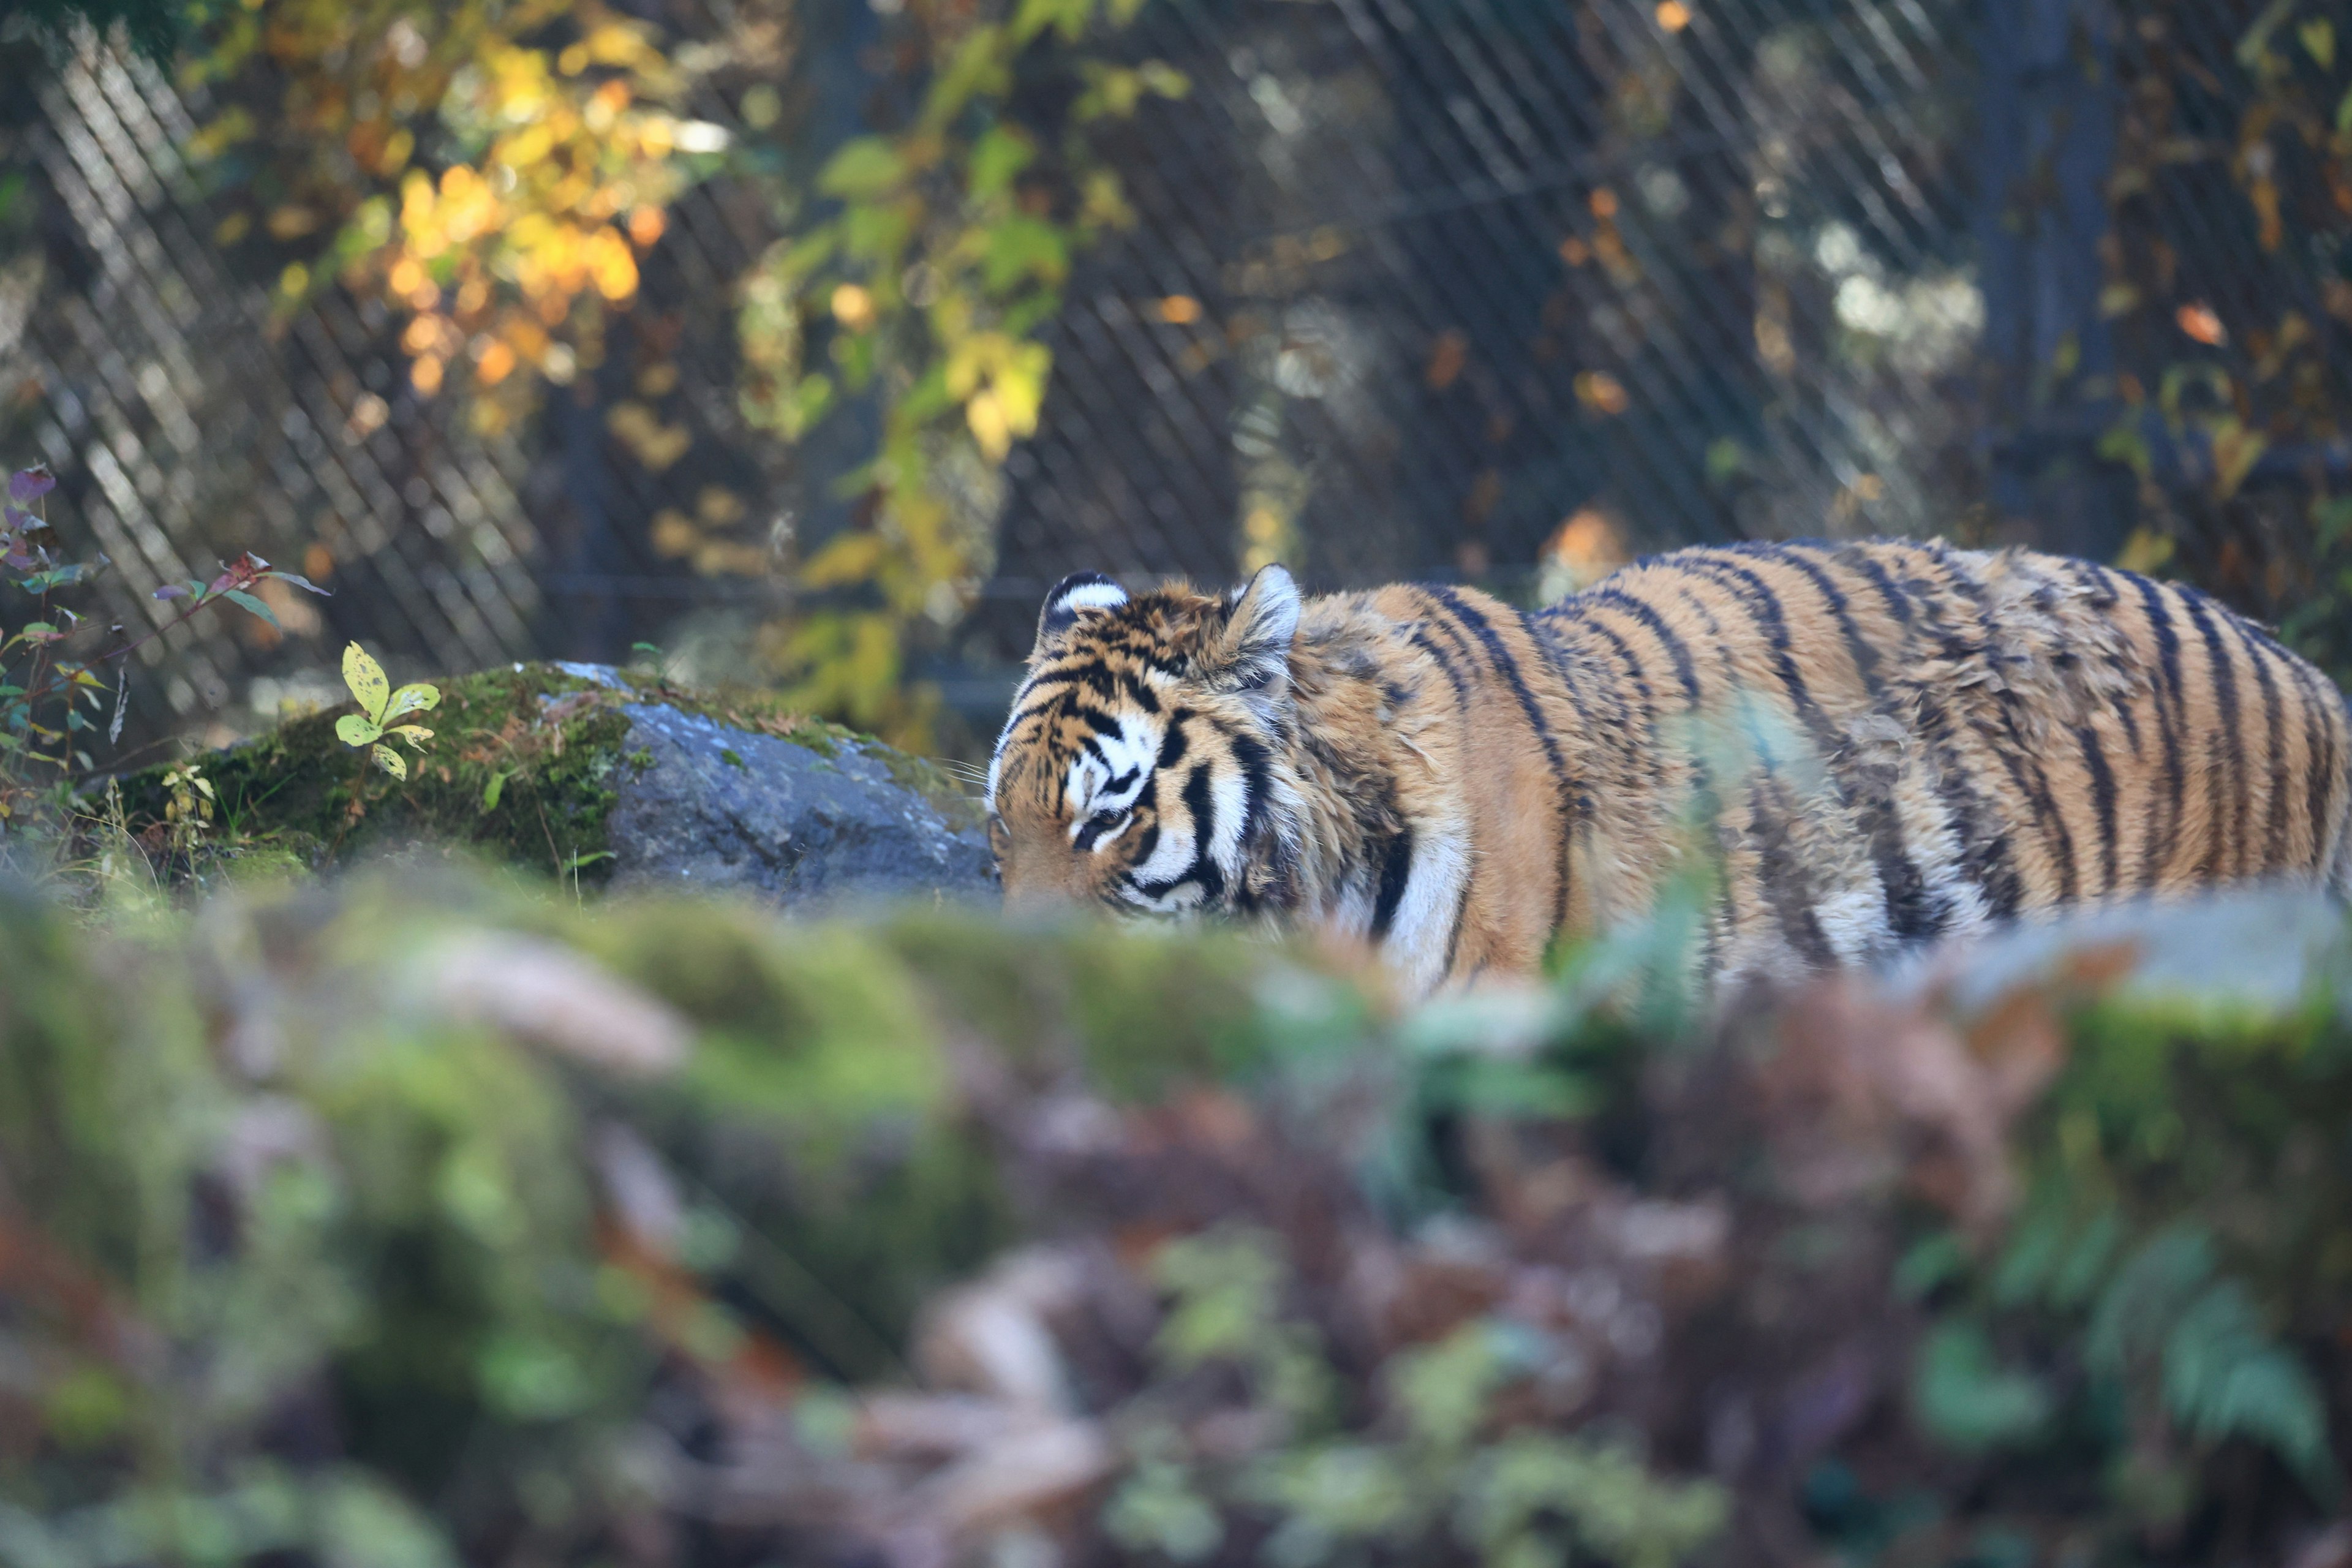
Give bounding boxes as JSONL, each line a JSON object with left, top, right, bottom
{"left": 986, "top": 566, "right": 1303, "bottom": 919}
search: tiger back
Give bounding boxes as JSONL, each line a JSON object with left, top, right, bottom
{"left": 984, "top": 541, "right": 2352, "bottom": 997}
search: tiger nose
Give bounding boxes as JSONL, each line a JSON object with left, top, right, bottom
{"left": 1000, "top": 870, "right": 1079, "bottom": 920}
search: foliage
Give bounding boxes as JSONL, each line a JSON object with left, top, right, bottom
{"left": 163, "top": 0, "right": 1180, "bottom": 745}
{"left": 2093, "top": 2, "right": 2352, "bottom": 682}
{"left": 0, "top": 463, "right": 315, "bottom": 830}
{"left": 7, "top": 844, "right": 2352, "bottom": 1566}
{"left": 181, "top": 0, "right": 739, "bottom": 436}
{"left": 1100, "top": 1229, "right": 1730, "bottom": 1568}
{"left": 734, "top": 0, "right": 1185, "bottom": 741}
{"left": 333, "top": 642, "right": 440, "bottom": 781}
{"left": 1898, "top": 989, "right": 2352, "bottom": 1551}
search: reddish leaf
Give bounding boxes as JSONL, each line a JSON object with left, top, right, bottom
{"left": 8, "top": 467, "right": 55, "bottom": 503}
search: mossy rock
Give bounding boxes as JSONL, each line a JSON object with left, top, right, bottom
{"left": 104, "top": 662, "right": 994, "bottom": 905}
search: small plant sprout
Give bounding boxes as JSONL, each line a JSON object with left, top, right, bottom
{"left": 159, "top": 764, "right": 214, "bottom": 854}
{"left": 335, "top": 643, "right": 439, "bottom": 780}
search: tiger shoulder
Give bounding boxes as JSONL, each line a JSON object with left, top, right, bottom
{"left": 984, "top": 538, "right": 2352, "bottom": 998}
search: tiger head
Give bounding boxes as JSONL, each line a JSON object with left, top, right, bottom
{"left": 986, "top": 565, "right": 1304, "bottom": 919}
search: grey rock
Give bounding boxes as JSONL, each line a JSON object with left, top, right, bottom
{"left": 1875, "top": 884, "right": 2349, "bottom": 1014}
{"left": 547, "top": 660, "right": 629, "bottom": 690}
{"left": 604, "top": 704, "right": 996, "bottom": 910}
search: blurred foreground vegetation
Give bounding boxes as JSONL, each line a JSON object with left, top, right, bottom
{"left": 2, "top": 851, "right": 2350, "bottom": 1568}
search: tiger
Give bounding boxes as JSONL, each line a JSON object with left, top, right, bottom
{"left": 984, "top": 539, "right": 2352, "bottom": 999}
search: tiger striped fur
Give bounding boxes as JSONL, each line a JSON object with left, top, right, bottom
{"left": 985, "top": 540, "right": 2352, "bottom": 998}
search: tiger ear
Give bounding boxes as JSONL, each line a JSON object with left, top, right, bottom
{"left": 1035, "top": 571, "right": 1128, "bottom": 650}
{"left": 1202, "top": 564, "right": 1300, "bottom": 696}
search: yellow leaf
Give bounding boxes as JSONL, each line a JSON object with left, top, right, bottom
{"left": 343, "top": 642, "right": 390, "bottom": 723}
{"left": 802, "top": 532, "right": 889, "bottom": 589}
{"left": 2301, "top": 18, "right": 2334, "bottom": 69}
{"left": 384, "top": 682, "right": 440, "bottom": 721}
{"left": 371, "top": 744, "right": 409, "bottom": 780}
{"left": 967, "top": 390, "right": 1012, "bottom": 460}
{"left": 2210, "top": 417, "right": 2268, "bottom": 501}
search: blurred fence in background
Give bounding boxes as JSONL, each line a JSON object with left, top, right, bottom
{"left": 2, "top": 0, "right": 2346, "bottom": 753}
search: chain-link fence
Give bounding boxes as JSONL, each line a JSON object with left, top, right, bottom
{"left": 4, "top": 0, "right": 2346, "bottom": 752}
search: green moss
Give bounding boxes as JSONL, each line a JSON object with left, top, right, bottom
{"left": 99, "top": 663, "right": 985, "bottom": 887}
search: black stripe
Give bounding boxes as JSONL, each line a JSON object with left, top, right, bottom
{"left": 1920, "top": 694, "right": 2024, "bottom": 920}
{"left": 1682, "top": 556, "right": 1922, "bottom": 946}
{"left": 2122, "top": 572, "right": 2189, "bottom": 890}
{"left": 1836, "top": 543, "right": 1917, "bottom": 628}
{"left": 1156, "top": 717, "right": 1189, "bottom": 769}
{"left": 2284, "top": 655, "right": 2342, "bottom": 870}
{"left": 1982, "top": 706, "right": 2081, "bottom": 903}
{"left": 1409, "top": 628, "right": 1473, "bottom": 707}
{"left": 1923, "top": 549, "right": 2082, "bottom": 905}
{"left": 2218, "top": 613, "right": 2290, "bottom": 873}
{"left": 1003, "top": 695, "right": 1063, "bottom": 733}
{"left": 1774, "top": 546, "right": 1942, "bottom": 942}
{"left": 1369, "top": 826, "right": 1415, "bottom": 939}
{"left": 1838, "top": 550, "right": 2013, "bottom": 925}
{"left": 1590, "top": 588, "right": 1700, "bottom": 703}
{"left": 2181, "top": 591, "right": 2247, "bottom": 878}
{"left": 1425, "top": 589, "right": 1580, "bottom": 934}
{"left": 1519, "top": 612, "right": 1611, "bottom": 808}
{"left": 1749, "top": 778, "right": 1837, "bottom": 967}
{"left": 2077, "top": 724, "right": 2120, "bottom": 895}
{"left": 1427, "top": 590, "right": 1572, "bottom": 783}
{"left": 2081, "top": 568, "right": 2143, "bottom": 758}
{"left": 1180, "top": 763, "right": 1221, "bottom": 901}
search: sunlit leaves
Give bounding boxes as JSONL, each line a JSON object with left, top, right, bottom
{"left": 191, "top": 2, "right": 728, "bottom": 437}
{"left": 736, "top": 0, "right": 1183, "bottom": 743}
{"left": 820, "top": 138, "right": 912, "bottom": 200}
{"left": 337, "top": 642, "right": 440, "bottom": 782}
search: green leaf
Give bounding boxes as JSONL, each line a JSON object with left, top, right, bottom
{"left": 565, "top": 850, "right": 614, "bottom": 871}
{"left": 481, "top": 769, "right": 510, "bottom": 812}
{"left": 371, "top": 743, "right": 407, "bottom": 780}
{"left": 982, "top": 215, "right": 1071, "bottom": 292}
{"left": 2097, "top": 421, "right": 2153, "bottom": 481}
{"left": 335, "top": 714, "right": 382, "bottom": 748}
{"left": 2089, "top": 1227, "right": 2215, "bottom": 1376}
{"left": 921, "top": 25, "right": 1011, "bottom": 129}
{"left": 818, "top": 137, "right": 908, "bottom": 200}
{"left": 1913, "top": 1322, "right": 2052, "bottom": 1451}
{"left": 383, "top": 682, "right": 440, "bottom": 722}
{"left": 2162, "top": 1280, "right": 2334, "bottom": 1492}
{"left": 2299, "top": 17, "right": 2334, "bottom": 69}
{"left": 968, "top": 126, "right": 1035, "bottom": 200}
{"left": 2235, "top": 0, "right": 2295, "bottom": 67}
{"left": 774, "top": 230, "right": 839, "bottom": 283}
{"left": 221, "top": 587, "right": 278, "bottom": 628}
{"left": 343, "top": 642, "right": 390, "bottom": 723}
{"left": 1012, "top": 0, "right": 1091, "bottom": 43}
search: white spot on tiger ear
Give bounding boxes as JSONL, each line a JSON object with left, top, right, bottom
{"left": 1212, "top": 564, "right": 1300, "bottom": 696}
{"left": 1036, "top": 571, "right": 1129, "bottom": 646}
